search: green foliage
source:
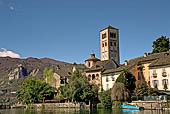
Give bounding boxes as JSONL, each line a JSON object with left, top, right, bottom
{"left": 97, "top": 103, "right": 104, "bottom": 108}
{"left": 134, "top": 81, "right": 148, "bottom": 96}
{"left": 152, "top": 36, "right": 170, "bottom": 53}
{"left": 98, "top": 89, "right": 112, "bottom": 109}
{"left": 61, "top": 70, "right": 98, "bottom": 103}
{"left": 112, "top": 101, "right": 122, "bottom": 108}
{"left": 17, "top": 77, "right": 56, "bottom": 104}
{"left": 43, "top": 68, "right": 56, "bottom": 87}
{"left": 111, "top": 82, "right": 129, "bottom": 101}
{"left": 148, "top": 88, "right": 158, "bottom": 96}
{"left": 116, "top": 69, "right": 136, "bottom": 91}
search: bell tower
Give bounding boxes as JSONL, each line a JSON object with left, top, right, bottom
{"left": 100, "top": 25, "right": 120, "bottom": 64}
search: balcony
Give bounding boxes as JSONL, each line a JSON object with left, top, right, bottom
{"left": 162, "top": 72, "right": 167, "bottom": 77}
{"left": 152, "top": 73, "right": 157, "bottom": 78}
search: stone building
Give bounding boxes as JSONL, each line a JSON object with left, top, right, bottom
{"left": 100, "top": 26, "right": 120, "bottom": 64}
{"left": 85, "top": 25, "right": 120, "bottom": 91}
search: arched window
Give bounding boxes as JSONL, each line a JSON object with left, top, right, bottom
{"left": 88, "top": 62, "right": 91, "bottom": 67}
{"left": 92, "top": 74, "right": 95, "bottom": 80}
{"left": 88, "top": 75, "right": 91, "bottom": 81}
{"left": 96, "top": 74, "right": 99, "bottom": 79}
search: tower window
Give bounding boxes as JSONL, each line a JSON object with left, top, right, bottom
{"left": 110, "top": 42, "right": 113, "bottom": 46}
{"left": 110, "top": 32, "right": 116, "bottom": 38}
{"left": 102, "top": 33, "right": 106, "bottom": 39}
{"left": 114, "top": 42, "right": 116, "bottom": 46}
{"left": 105, "top": 42, "right": 107, "bottom": 47}
{"left": 102, "top": 43, "right": 104, "bottom": 47}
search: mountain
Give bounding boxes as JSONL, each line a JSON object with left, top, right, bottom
{"left": 0, "top": 56, "right": 71, "bottom": 103}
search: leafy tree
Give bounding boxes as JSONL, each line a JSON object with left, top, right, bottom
{"left": 62, "top": 70, "right": 98, "bottom": 104}
{"left": 17, "top": 78, "right": 55, "bottom": 104}
{"left": 43, "top": 68, "right": 56, "bottom": 87}
{"left": 152, "top": 36, "right": 170, "bottom": 53}
{"left": 116, "top": 69, "right": 136, "bottom": 91}
{"left": 111, "top": 82, "right": 129, "bottom": 101}
{"left": 98, "top": 89, "right": 112, "bottom": 109}
{"left": 134, "top": 81, "right": 148, "bottom": 96}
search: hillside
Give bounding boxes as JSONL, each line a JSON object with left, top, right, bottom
{"left": 0, "top": 57, "right": 70, "bottom": 103}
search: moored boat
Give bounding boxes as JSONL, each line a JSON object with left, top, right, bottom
{"left": 121, "top": 104, "right": 144, "bottom": 110}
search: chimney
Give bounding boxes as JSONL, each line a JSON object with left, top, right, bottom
{"left": 144, "top": 53, "right": 147, "bottom": 57}
{"left": 124, "top": 60, "right": 128, "bottom": 66}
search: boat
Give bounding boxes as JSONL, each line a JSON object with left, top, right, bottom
{"left": 121, "top": 104, "right": 144, "bottom": 110}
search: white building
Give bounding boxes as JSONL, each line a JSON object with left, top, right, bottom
{"left": 102, "top": 72, "right": 120, "bottom": 91}
{"left": 149, "top": 56, "right": 170, "bottom": 91}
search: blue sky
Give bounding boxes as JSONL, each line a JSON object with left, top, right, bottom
{"left": 0, "top": 0, "right": 170, "bottom": 64}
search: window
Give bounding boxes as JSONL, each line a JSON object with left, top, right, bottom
{"left": 102, "top": 33, "right": 106, "bottom": 39}
{"left": 162, "top": 79, "right": 168, "bottom": 89}
{"left": 110, "top": 32, "right": 116, "bottom": 38}
{"left": 96, "top": 74, "right": 99, "bottom": 79}
{"left": 153, "top": 70, "right": 157, "bottom": 78}
{"left": 105, "top": 42, "right": 107, "bottom": 47}
{"left": 60, "top": 79, "right": 65, "bottom": 84}
{"left": 92, "top": 74, "right": 95, "bottom": 80}
{"left": 112, "top": 76, "right": 115, "bottom": 81}
{"left": 114, "top": 42, "right": 116, "bottom": 46}
{"left": 88, "top": 75, "right": 91, "bottom": 81}
{"left": 110, "top": 32, "right": 114, "bottom": 38}
{"left": 106, "top": 84, "right": 109, "bottom": 90}
{"left": 162, "top": 68, "right": 167, "bottom": 77}
{"left": 106, "top": 77, "right": 109, "bottom": 82}
{"left": 162, "top": 79, "right": 168, "bottom": 86}
{"left": 88, "top": 62, "right": 91, "bottom": 67}
{"left": 113, "top": 33, "right": 116, "bottom": 38}
{"left": 110, "top": 42, "right": 113, "bottom": 46}
{"left": 153, "top": 80, "right": 158, "bottom": 88}
{"left": 102, "top": 43, "right": 104, "bottom": 47}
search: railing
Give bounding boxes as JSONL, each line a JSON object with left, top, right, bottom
{"left": 152, "top": 73, "right": 157, "bottom": 78}
{"left": 162, "top": 72, "right": 167, "bottom": 77}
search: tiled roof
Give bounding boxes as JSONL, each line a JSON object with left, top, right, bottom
{"left": 86, "top": 59, "right": 119, "bottom": 72}
{"left": 103, "top": 51, "right": 170, "bottom": 74}
{"left": 100, "top": 25, "right": 119, "bottom": 32}
{"left": 55, "top": 65, "right": 73, "bottom": 77}
{"left": 149, "top": 55, "right": 170, "bottom": 67}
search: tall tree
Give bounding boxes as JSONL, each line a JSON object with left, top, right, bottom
{"left": 116, "top": 69, "right": 136, "bottom": 91}
{"left": 111, "top": 82, "right": 129, "bottom": 101}
{"left": 152, "top": 36, "right": 170, "bottom": 53}
{"left": 43, "top": 68, "right": 56, "bottom": 87}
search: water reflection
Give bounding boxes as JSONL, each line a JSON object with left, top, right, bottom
{"left": 1, "top": 108, "right": 170, "bottom": 114}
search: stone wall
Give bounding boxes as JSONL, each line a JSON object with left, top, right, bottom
{"left": 33, "top": 103, "right": 80, "bottom": 110}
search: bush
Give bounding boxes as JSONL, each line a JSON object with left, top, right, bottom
{"left": 112, "top": 101, "right": 122, "bottom": 109}
{"left": 97, "top": 103, "right": 104, "bottom": 108}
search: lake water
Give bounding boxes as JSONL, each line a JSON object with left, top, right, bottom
{"left": 1, "top": 108, "right": 170, "bottom": 114}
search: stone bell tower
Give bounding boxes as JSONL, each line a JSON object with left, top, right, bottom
{"left": 100, "top": 25, "right": 120, "bottom": 64}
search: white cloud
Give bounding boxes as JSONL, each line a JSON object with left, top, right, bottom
{"left": 0, "top": 48, "right": 20, "bottom": 58}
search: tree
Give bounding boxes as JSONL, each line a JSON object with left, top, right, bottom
{"left": 116, "top": 69, "right": 136, "bottom": 91}
{"left": 61, "top": 70, "right": 98, "bottom": 104}
{"left": 17, "top": 78, "right": 55, "bottom": 104}
{"left": 134, "top": 81, "right": 148, "bottom": 96}
{"left": 111, "top": 82, "right": 129, "bottom": 101}
{"left": 152, "top": 36, "right": 170, "bottom": 53}
{"left": 43, "top": 68, "right": 56, "bottom": 87}
{"left": 98, "top": 89, "right": 112, "bottom": 109}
